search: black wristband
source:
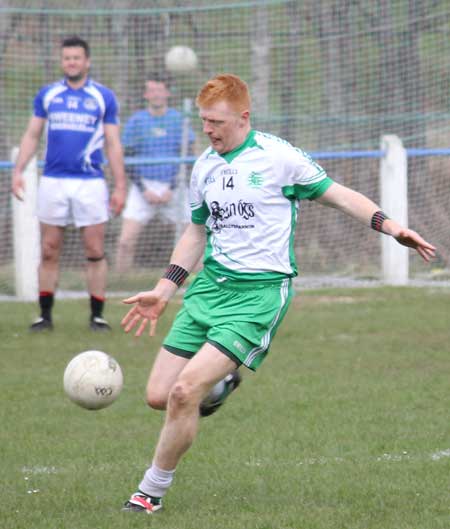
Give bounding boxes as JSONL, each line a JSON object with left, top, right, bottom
{"left": 163, "top": 264, "right": 189, "bottom": 287}
{"left": 371, "top": 210, "right": 389, "bottom": 232}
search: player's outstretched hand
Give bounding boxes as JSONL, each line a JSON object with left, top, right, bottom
{"left": 394, "top": 228, "right": 436, "bottom": 262}
{"left": 121, "top": 290, "right": 169, "bottom": 337}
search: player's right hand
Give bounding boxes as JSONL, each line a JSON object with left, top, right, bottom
{"left": 110, "top": 186, "right": 126, "bottom": 216}
{"left": 11, "top": 172, "right": 25, "bottom": 201}
{"left": 121, "top": 290, "right": 169, "bottom": 337}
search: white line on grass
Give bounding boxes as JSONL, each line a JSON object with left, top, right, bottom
{"left": 244, "top": 448, "right": 450, "bottom": 467}
{"left": 19, "top": 449, "right": 450, "bottom": 482}
{"left": 21, "top": 466, "right": 58, "bottom": 474}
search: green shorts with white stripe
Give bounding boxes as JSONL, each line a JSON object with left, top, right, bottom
{"left": 163, "top": 270, "right": 294, "bottom": 371}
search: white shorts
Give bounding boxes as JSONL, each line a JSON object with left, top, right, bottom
{"left": 122, "top": 180, "right": 190, "bottom": 224}
{"left": 37, "top": 176, "right": 109, "bottom": 228}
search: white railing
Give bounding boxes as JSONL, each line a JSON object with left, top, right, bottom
{"left": 11, "top": 135, "right": 410, "bottom": 299}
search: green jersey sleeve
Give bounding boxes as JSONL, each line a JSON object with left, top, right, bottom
{"left": 191, "top": 201, "right": 209, "bottom": 224}
{"left": 279, "top": 144, "right": 334, "bottom": 200}
{"left": 282, "top": 176, "right": 334, "bottom": 201}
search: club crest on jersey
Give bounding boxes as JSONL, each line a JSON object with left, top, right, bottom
{"left": 247, "top": 171, "right": 264, "bottom": 188}
{"left": 67, "top": 96, "right": 80, "bottom": 109}
{"left": 83, "top": 97, "right": 98, "bottom": 111}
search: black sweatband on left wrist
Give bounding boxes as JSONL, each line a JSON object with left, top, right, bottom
{"left": 371, "top": 210, "right": 389, "bottom": 232}
{"left": 163, "top": 264, "right": 189, "bottom": 287}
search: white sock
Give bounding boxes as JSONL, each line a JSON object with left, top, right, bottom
{"left": 139, "top": 463, "right": 176, "bottom": 498}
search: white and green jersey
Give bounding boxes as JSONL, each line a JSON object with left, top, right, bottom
{"left": 190, "top": 129, "right": 333, "bottom": 281}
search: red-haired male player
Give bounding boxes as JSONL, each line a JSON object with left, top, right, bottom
{"left": 120, "top": 74, "right": 435, "bottom": 513}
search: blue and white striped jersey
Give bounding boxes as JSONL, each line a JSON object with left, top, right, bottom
{"left": 33, "top": 78, "right": 119, "bottom": 179}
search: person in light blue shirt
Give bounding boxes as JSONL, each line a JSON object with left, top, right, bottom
{"left": 115, "top": 75, "right": 195, "bottom": 273}
{"left": 12, "top": 36, "right": 127, "bottom": 332}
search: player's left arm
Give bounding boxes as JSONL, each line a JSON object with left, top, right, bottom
{"left": 315, "top": 182, "right": 436, "bottom": 262}
{"left": 104, "top": 123, "right": 127, "bottom": 215}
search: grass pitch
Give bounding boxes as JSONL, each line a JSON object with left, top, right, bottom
{"left": 2, "top": 287, "right": 450, "bottom": 529}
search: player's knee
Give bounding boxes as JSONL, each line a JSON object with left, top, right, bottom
{"left": 83, "top": 236, "right": 104, "bottom": 258}
{"left": 168, "top": 379, "right": 199, "bottom": 410}
{"left": 117, "top": 234, "right": 136, "bottom": 254}
{"left": 41, "top": 240, "right": 60, "bottom": 262}
{"left": 146, "top": 388, "right": 168, "bottom": 410}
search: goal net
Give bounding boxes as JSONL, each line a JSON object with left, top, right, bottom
{"left": 0, "top": 0, "right": 449, "bottom": 298}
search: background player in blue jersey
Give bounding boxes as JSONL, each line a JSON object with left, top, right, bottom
{"left": 11, "top": 36, "right": 127, "bottom": 332}
{"left": 115, "top": 75, "right": 195, "bottom": 273}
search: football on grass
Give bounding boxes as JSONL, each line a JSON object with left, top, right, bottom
{"left": 63, "top": 350, "right": 123, "bottom": 410}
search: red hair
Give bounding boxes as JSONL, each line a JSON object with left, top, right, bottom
{"left": 196, "top": 74, "right": 251, "bottom": 113}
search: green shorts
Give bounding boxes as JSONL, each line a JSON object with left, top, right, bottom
{"left": 163, "top": 270, "right": 294, "bottom": 371}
